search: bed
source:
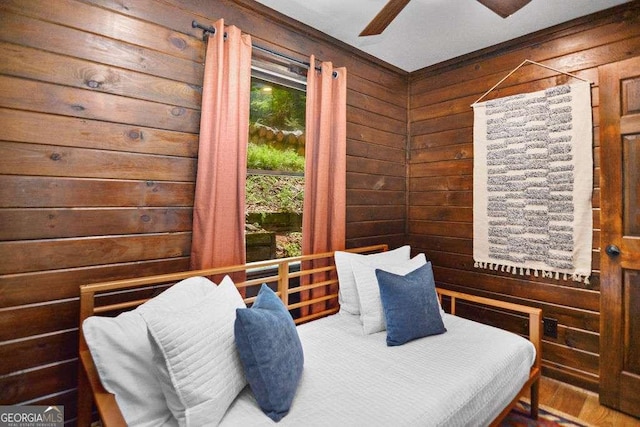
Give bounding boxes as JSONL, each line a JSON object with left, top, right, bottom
{"left": 77, "top": 244, "right": 541, "bottom": 426}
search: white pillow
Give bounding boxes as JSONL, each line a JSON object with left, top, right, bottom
{"left": 352, "top": 254, "right": 427, "bottom": 334}
{"left": 141, "top": 276, "right": 247, "bottom": 427}
{"left": 82, "top": 276, "right": 216, "bottom": 427}
{"left": 334, "top": 245, "right": 411, "bottom": 315}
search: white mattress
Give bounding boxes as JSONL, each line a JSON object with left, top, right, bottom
{"left": 220, "top": 312, "right": 536, "bottom": 426}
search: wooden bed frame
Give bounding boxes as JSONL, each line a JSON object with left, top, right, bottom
{"left": 77, "top": 244, "right": 541, "bottom": 427}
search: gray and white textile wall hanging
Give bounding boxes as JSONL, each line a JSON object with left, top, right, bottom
{"left": 472, "top": 76, "right": 593, "bottom": 284}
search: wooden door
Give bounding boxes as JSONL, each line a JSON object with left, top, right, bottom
{"left": 599, "top": 56, "right": 640, "bottom": 418}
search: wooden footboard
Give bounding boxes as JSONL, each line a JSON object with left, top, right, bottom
{"left": 436, "top": 288, "right": 542, "bottom": 425}
{"left": 77, "top": 245, "right": 388, "bottom": 427}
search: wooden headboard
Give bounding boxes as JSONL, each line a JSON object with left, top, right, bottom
{"left": 77, "top": 244, "right": 388, "bottom": 426}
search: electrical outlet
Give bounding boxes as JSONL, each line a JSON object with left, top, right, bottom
{"left": 543, "top": 317, "right": 558, "bottom": 338}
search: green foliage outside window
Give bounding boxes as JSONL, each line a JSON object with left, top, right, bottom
{"left": 246, "top": 76, "right": 306, "bottom": 261}
{"left": 251, "top": 80, "right": 306, "bottom": 131}
{"left": 247, "top": 143, "right": 304, "bottom": 172}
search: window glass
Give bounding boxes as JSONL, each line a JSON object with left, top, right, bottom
{"left": 246, "top": 67, "right": 306, "bottom": 262}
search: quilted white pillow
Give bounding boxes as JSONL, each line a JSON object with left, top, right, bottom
{"left": 141, "top": 276, "right": 247, "bottom": 427}
{"left": 82, "top": 276, "right": 217, "bottom": 427}
{"left": 334, "top": 245, "right": 411, "bottom": 315}
{"left": 352, "top": 253, "right": 427, "bottom": 334}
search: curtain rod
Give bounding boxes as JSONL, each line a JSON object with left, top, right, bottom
{"left": 192, "top": 20, "right": 335, "bottom": 76}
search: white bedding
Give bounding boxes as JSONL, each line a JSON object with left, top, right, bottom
{"left": 220, "top": 312, "right": 536, "bottom": 426}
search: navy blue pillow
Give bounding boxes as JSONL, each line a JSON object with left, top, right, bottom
{"left": 375, "top": 262, "right": 446, "bottom": 346}
{"left": 234, "top": 284, "right": 304, "bottom": 422}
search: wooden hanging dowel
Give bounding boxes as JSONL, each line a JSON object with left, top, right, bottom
{"left": 471, "top": 59, "right": 592, "bottom": 107}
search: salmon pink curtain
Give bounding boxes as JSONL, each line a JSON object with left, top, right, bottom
{"left": 190, "top": 20, "right": 252, "bottom": 271}
{"left": 301, "top": 56, "right": 347, "bottom": 315}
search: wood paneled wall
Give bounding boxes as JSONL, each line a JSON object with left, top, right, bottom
{"left": 3, "top": 0, "right": 637, "bottom": 420}
{"left": 408, "top": 2, "right": 640, "bottom": 392}
{"left": 0, "top": 0, "right": 407, "bottom": 420}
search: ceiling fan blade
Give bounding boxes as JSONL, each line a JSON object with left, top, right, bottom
{"left": 476, "top": 0, "right": 532, "bottom": 18}
{"left": 359, "top": 0, "right": 411, "bottom": 37}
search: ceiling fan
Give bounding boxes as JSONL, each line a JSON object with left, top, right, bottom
{"left": 359, "top": 0, "right": 532, "bottom": 36}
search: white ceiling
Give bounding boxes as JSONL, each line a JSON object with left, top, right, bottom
{"left": 254, "top": 0, "right": 631, "bottom": 72}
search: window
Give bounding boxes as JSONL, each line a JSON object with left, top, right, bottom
{"left": 246, "top": 60, "right": 306, "bottom": 261}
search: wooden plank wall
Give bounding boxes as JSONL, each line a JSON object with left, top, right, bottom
{"left": 0, "top": 0, "right": 407, "bottom": 421}
{"left": 408, "top": 2, "right": 640, "bottom": 392}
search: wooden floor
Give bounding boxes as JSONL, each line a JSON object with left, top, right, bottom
{"left": 522, "top": 376, "right": 640, "bottom": 426}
